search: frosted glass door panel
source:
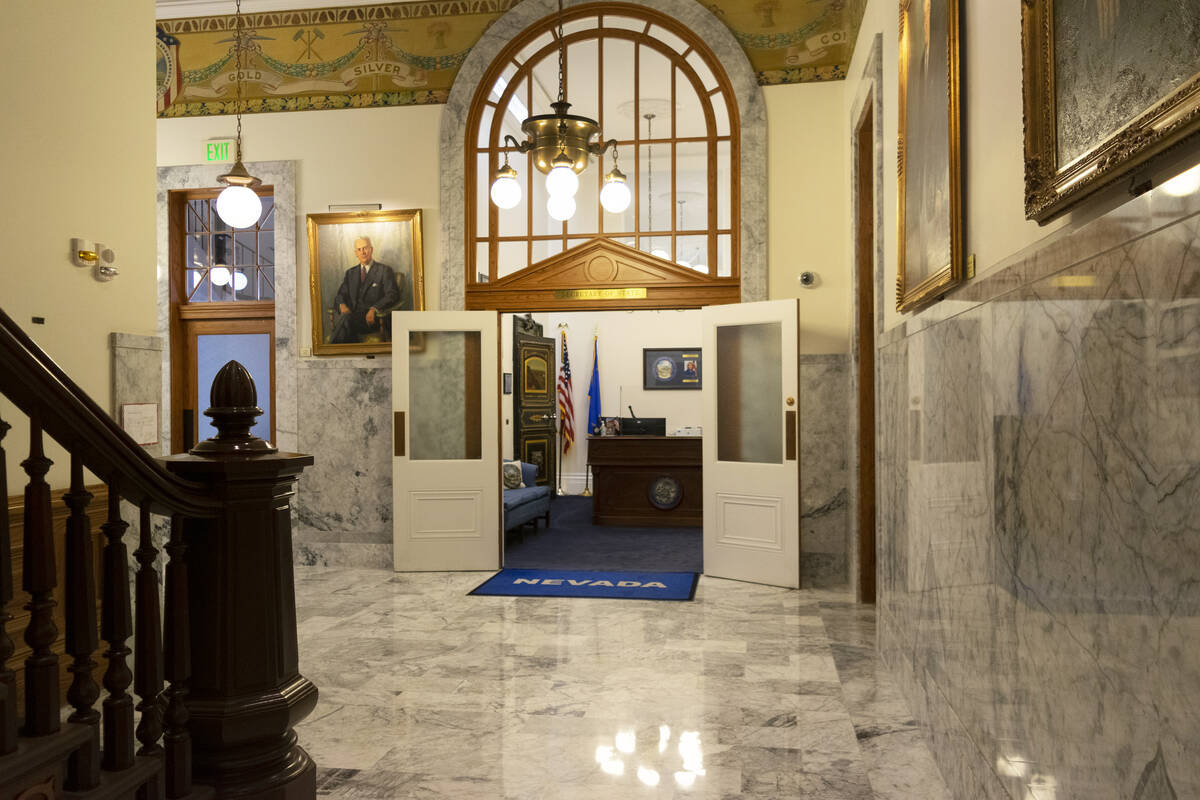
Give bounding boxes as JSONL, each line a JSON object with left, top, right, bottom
{"left": 715, "top": 322, "right": 782, "bottom": 464}
{"left": 196, "top": 333, "right": 271, "bottom": 443}
{"left": 409, "top": 330, "right": 482, "bottom": 461}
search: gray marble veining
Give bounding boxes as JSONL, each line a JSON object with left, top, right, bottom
{"left": 110, "top": 332, "right": 163, "bottom": 457}
{"left": 293, "top": 364, "right": 394, "bottom": 570}
{"left": 877, "top": 184, "right": 1200, "bottom": 799}
{"left": 800, "top": 355, "right": 850, "bottom": 588}
{"left": 291, "top": 567, "right": 950, "bottom": 799}
{"left": 439, "top": 0, "right": 767, "bottom": 310}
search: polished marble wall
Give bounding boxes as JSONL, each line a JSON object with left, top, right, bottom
{"left": 293, "top": 360, "right": 394, "bottom": 569}
{"left": 876, "top": 182, "right": 1200, "bottom": 800}
{"left": 800, "top": 354, "right": 850, "bottom": 587}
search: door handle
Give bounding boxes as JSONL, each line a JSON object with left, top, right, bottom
{"left": 394, "top": 411, "right": 405, "bottom": 456}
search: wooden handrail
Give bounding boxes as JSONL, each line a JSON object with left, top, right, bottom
{"left": 0, "top": 306, "right": 220, "bottom": 518}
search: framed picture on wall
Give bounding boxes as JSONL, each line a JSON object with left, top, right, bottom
{"left": 897, "top": 0, "right": 963, "bottom": 313}
{"left": 1021, "top": 1, "right": 1200, "bottom": 222}
{"left": 307, "top": 208, "right": 425, "bottom": 356}
{"left": 643, "top": 348, "right": 702, "bottom": 390}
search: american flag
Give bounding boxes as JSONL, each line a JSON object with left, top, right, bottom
{"left": 557, "top": 330, "right": 575, "bottom": 453}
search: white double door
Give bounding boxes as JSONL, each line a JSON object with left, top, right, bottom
{"left": 392, "top": 302, "right": 800, "bottom": 588}
{"left": 392, "top": 311, "right": 500, "bottom": 571}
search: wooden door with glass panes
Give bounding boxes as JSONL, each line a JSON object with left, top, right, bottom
{"left": 168, "top": 187, "right": 276, "bottom": 452}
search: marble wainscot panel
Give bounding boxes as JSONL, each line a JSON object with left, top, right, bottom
{"left": 293, "top": 359, "right": 393, "bottom": 569}
{"left": 799, "top": 354, "right": 850, "bottom": 588}
{"left": 877, "top": 182, "right": 1200, "bottom": 800}
{"left": 110, "top": 332, "right": 164, "bottom": 457}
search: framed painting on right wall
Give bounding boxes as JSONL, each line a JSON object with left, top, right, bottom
{"left": 897, "top": 0, "right": 963, "bottom": 313}
{"left": 1022, "top": 1, "right": 1200, "bottom": 223}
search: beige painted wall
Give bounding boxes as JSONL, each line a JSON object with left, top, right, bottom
{"left": 842, "top": 0, "right": 1075, "bottom": 332}
{"left": 156, "top": 104, "right": 446, "bottom": 355}
{"left": 1, "top": 1, "right": 157, "bottom": 489}
{"left": 765, "top": 81, "right": 851, "bottom": 354}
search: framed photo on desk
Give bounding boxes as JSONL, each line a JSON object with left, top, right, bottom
{"left": 643, "top": 347, "right": 701, "bottom": 390}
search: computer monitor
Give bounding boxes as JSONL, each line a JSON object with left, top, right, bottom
{"left": 619, "top": 417, "right": 666, "bottom": 436}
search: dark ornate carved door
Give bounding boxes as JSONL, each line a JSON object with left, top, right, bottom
{"left": 512, "top": 316, "right": 556, "bottom": 494}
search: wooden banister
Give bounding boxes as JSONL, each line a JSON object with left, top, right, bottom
{"left": 1, "top": 305, "right": 317, "bottom": 800}
{"left": 0, "top": 307, "right": 219, "bottom": 520}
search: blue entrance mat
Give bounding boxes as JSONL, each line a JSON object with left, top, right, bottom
{"left": 470, "top": 568, "right": 699, "bottom": 601}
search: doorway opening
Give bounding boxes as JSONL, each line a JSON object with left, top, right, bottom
{"left": 853, "top": 94, "right": 878, "bottom": 604}
{"left": 501, "top": 309, "right": 703, "bottom": 574}
{"left": 167, "top": 188, "right": 276, "bottom": 453}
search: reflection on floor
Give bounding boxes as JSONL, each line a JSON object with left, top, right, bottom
{"left": 504, "top": 495, "right": 702, "bottom": 572}
{"left": 294, "top": 567, "right": 951, "bottom": 799}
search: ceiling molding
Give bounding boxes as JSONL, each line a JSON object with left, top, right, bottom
{"left": 156, "top": 0, "right": 368, "bottom": 19}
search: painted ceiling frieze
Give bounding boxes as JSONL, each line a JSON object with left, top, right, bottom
{"left": 157, "top": 0, "right": 865, "bottom": 118}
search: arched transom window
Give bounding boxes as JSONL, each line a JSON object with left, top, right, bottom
{"left": 466, "top": 4, "right": 739, "bottom": 290}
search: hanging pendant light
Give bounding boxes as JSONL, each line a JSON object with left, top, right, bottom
{"left": 489, "top": 0, "right": 630, "bottom": 221}
{"left": 215, "top": 0, "right": 262, "bottom": 229}
{"left": 600, "top": 144, "right": 631, "bottom": 213}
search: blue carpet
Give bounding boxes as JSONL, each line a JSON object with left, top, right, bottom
{"left": 504, "top": 496, "right": 702, "bottom": 572}
{"left": 470, "top": 568, "right": 699, "bottom": 600}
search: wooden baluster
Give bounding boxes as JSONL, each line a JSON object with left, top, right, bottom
{"left": 163, "top": 514, "right": 192, "bottom": 798}
{"left": 0, "top": 415, "right": 16, "bottom": 754}
{"left": 134, "top": 502, "right": 164, "bottom": 757}
{"left": 21, "top": 413, "right": 59, "bottom": 736}
{"left": 100, "top": 480, "right": 134, "bottom": 771}
{"left": 64, "top": 452, "right": 101, "bottom": 790}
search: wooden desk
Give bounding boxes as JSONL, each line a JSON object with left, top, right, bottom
{"left": 587, "top": 436, "right": 701, "bottom": 526}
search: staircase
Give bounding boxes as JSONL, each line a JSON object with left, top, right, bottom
{"left": 0, "top": 306, "right": 318, "bottom": 799}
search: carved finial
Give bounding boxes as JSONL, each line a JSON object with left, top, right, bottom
{"left": 190, "top": 361, "right": 277, "bottom": 455}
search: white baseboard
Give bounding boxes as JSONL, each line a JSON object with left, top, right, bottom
{"left": 552, "top": 472, "right": 591, "bottom": 495}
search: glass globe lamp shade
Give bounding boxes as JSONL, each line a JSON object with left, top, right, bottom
{"left": 600, "top": 170, "right": 631, "bottom": 213}
{"left": 545, "top": 162, "right": 580, "bottom": 198}
{"left": 233, "top": 271, "right": 249, "bottom": 292}
{"left": 210, "top": 266, "right": 232, "bottom": 286}
{"left": 490, "top": 174, "right": 522, "bottom": 209}
{"left": 547, "top": 194, "right": 576, "bottom": 221}
{"left": 216, "top": 184, "right": 262, "bottom": 229}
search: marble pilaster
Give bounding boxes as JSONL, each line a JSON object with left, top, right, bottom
{"left": 799, "top": 354, "right": 850, "bottom": 588}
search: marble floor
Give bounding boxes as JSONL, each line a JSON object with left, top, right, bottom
{"left": 293, "top": 568, "right": 951, "bottom": 799}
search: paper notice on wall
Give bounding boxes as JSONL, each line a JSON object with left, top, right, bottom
{"left": 121, "top": 403, "right": 159, "bottom": 446}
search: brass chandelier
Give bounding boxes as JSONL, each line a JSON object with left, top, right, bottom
{"left": 489, "top": 0, "right": 632, "bottom": 220}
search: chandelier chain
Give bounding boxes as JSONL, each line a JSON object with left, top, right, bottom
{"left": 556, "top": 0, "right": 565, "bottom": 104}
{"left": 234, "top": 0, "right": 244, "bottom": 158}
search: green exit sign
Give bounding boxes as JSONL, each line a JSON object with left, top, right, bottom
{"left": 205, "top": 139, "right": 236, "bottom": 162}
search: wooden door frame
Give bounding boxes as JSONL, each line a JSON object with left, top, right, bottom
{"left": 167, "top": 189, "right": 276, "bottom": 453}
{"left": 853, "top": 91, "right": 878, "bottom": 604}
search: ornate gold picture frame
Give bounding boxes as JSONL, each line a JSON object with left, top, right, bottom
{"left": 897, "top": 0, "right": 963, "bottom": 313}
{"left": 307, "top": 208, "right": 425, "bottom": 356}
{"left": 1022, "top": 1, "right": 1200, "bottom": 223}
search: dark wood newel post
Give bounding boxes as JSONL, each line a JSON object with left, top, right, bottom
{"left": 161, "top": 361, "right": 317, "bottom": 800}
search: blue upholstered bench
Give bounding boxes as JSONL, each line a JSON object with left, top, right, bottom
{"left": 503, "top": 461, "right": 551, "bottom": 534}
